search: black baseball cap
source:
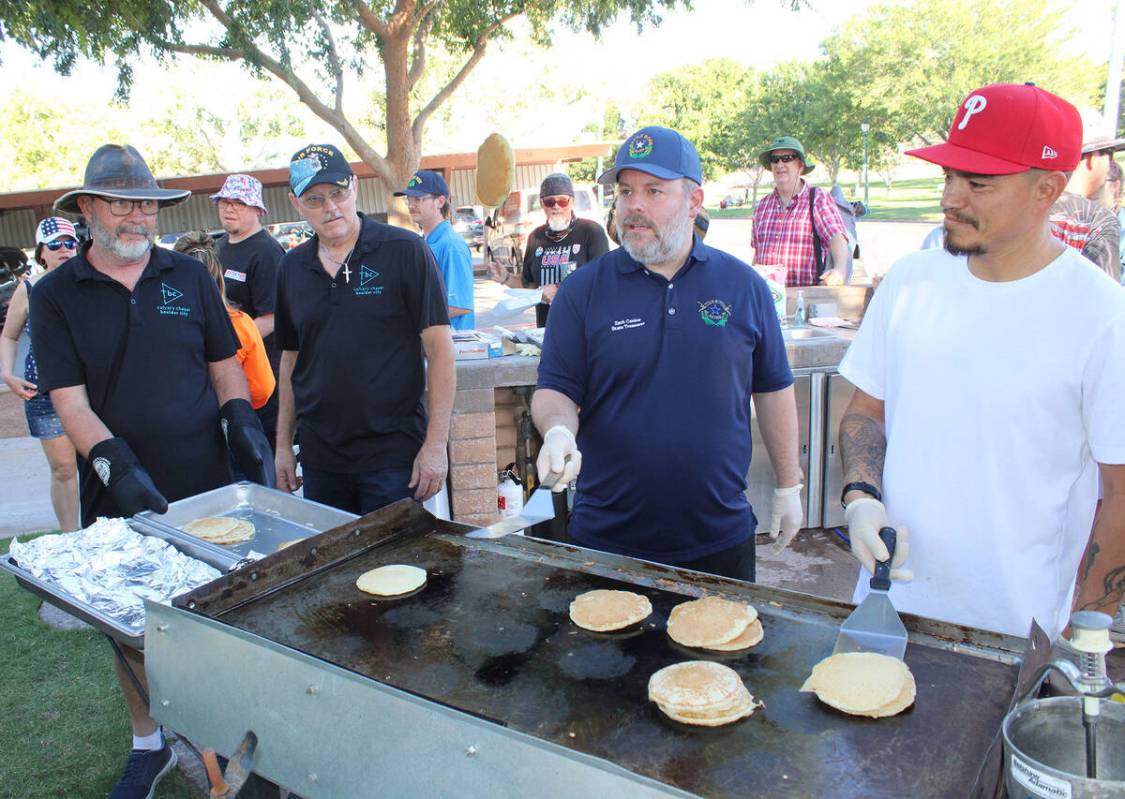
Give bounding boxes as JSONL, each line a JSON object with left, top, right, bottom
{"left": 289, "top": 144, "right": 354, "bottom": 197}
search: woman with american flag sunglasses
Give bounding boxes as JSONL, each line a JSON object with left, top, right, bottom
{"left": 0, "top": 216, "right": 81, "bottom": 532}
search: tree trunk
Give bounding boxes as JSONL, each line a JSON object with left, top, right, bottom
{"left": 381, "top": 31, "right": 419, "bottom": 228}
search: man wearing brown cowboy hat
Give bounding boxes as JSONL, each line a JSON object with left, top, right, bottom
{"left": 751, "top": 136, "right": 849, "bottom": 288}
{"left": 30, "top": 144, "right": 276, "bottom": 798}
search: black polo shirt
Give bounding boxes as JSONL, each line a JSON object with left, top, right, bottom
{"left": 216, "top": 228, "right": 284, "bottom": 365}
{"left": 30, "top": 243, "right": 240, "bottom": 526}
{"left": 274, "top": 213, "right": 450, "bottom": 473}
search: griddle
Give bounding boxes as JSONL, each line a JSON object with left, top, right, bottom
{"left": 174, "top": 499, "right": 1022, "bottom": 798}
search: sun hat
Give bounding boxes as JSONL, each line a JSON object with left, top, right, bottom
{"left": 210, "top": 174, "right": 268, "bottom": 215}
{"left": 54, "top": 144, "right": 190, "bottom": 214}
{"left": 758, "top": 136, "right": 815, "bottom": 174}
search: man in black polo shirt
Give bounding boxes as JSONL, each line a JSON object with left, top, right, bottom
{"left": 275, "top": 144, "right": 456, "bottom": 512}
{"left": 534, "top": 127, "right": 804, "bottom": 581}
{"left": 212, "top": 173, "right": 285, "bottom": 450}
{"left": 30, "top": 144, "right": 274, "bottom": 799}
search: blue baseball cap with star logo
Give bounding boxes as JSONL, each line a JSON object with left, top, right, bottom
{"left": 598, "top": 126, "right": 703, "bottom": 186}
{"left": 394, "top": 170, "right": 450, "bottom": 198}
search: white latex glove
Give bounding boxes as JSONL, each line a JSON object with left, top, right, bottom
{"left": 767, "top": 483, "right": 805, "bottom": 554}
{"left": 843, "top": 497, "right": 913, "bottom": 581}
{"left": 536, "top": 425, "right": 581, "bottom": 492}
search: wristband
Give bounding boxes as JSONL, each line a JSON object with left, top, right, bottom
{"left": 841, "top": 480, "right": 881, "bottom": 508}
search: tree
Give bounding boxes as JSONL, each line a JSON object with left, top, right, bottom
{"left": 822, "top": 0, "right": 1100, "bottom": 146}
{"left": 0, "top": 0, "right": 706, "bottom": 221}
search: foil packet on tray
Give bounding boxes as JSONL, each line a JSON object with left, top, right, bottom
{"left": 8, "top": 517, "right": 220, "bottom": 631}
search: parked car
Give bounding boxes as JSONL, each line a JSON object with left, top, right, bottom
{"left": 486, "top": 184, "right": 602, "bottom": 271}
{"left": 452, "top": 206, "right": 484, "bottom": 251}
{"left": 270, "top": 221, "right": 314, "bottom": 250}
{"left": 0, "top": 246, "right": 30, "bottom": 328}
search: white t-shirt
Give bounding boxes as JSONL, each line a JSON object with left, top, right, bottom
{"left": 839, "top": 246, "right": 1125, "bottom": 639}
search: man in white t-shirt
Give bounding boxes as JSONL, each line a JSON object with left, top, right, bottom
{"left": 838, "top": 82, "right": 1125, "bottom": 640}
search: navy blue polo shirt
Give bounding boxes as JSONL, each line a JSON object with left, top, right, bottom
{"left": 536, "top": 237, "right": 793, "bottom": 563}
{"left": 274, "top": 213, "right": 451, "bottom": 473}
{"left": 30, "top": 243, "right": 240, "bottom": 525}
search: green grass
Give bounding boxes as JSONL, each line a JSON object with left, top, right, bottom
{"left": 706, "top": 176, "right": 944, "bottom": 222}
{"left": 0, "top": 536, "right": 197, "bottom": 799}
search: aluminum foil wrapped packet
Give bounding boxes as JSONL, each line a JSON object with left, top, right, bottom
{"left": 9, "top": 517, "right": 221, "bottom": 631}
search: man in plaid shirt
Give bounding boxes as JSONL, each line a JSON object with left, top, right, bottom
{"left": 752, "top": 136, "right": 849, "bottom": 287}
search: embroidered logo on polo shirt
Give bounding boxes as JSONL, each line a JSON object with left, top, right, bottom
{"left": 698, "top": 299, "right": 731, "bottom": 327}
{"left": 157, "top": 282, "right": 190, "bottom": 317}
{"left": 610, "top": 317, "right": 645, "bottom": 332}
{"left": 353, "top": 264, "right": 384, "bottom": 296}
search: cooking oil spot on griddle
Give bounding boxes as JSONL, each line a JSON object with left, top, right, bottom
{"left": 456, "top": 621, "right": 539, "bottom": 658}
{"left": 557, "top": 642, "right": 636, "bottom": 680}
{"left": 474, "top": 652, "right": 527, "bottom": 686}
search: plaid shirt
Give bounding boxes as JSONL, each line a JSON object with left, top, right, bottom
{"left": 752, "top": 181, "right": 847, "bottom": 287}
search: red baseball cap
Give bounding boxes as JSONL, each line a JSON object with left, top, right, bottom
{"left": 907, "top": 83, "right": 1081, "bottom": 175}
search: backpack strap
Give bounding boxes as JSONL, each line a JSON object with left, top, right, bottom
{"left": 809, "top": 186, "right": 825, "bottom": 280}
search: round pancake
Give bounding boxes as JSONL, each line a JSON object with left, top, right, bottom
{"left": 866, "top": 670, "right": 916, "bottom": 718}
{"left": 705, "top": 618, "right": 764, "bottom": 652}
{"left": 800, "top": 652, "right": 912, "bottom": 715}
{"left": 667, "top": 595, "right": 758, "bottom": 648}
{"left": 183, "top": 516, "right": 256, "bottom": 544}
{"left": 356, "top": 565, "right": 428, "bottom": 597}
{"left": 569, "top": 589, "right": 652, "bottom": 632}
{"left": 659, "top": 683, "right": 760, "bottom": 726}
{"left": 648, "top": 661, "right": 743, "bottom": 714}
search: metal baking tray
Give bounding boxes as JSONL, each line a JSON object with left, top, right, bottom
{"left": 134, "top": 482, "right": 358, "bottom": 562}
{"left": 0, "top": 519, "right": 238, "bottom": 649}
{"left": 164, "top": 499, "right": 1024, "bottom": 798}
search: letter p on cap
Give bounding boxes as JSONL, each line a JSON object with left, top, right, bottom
{"left": 958, "top": 95, "right": 988, "bottom": 130}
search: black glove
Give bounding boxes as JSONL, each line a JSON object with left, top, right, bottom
{"left": 220, "top": 398, "right": 276, "bottom": 489}
{"left": 88, "top": 437, "right": 169, "bottom": 517}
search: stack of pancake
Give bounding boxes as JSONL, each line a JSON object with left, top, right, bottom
{"left": 666, "top": 595, "right": 763, "bottom": 652}
{"left": 648, "top": 661, "right": 760, "bottom": 726}
{"left": 182, "top": 516, "right": 256, "bottom": 545}
{"left": 569, "top": 589, "right": 653, "bottom": 631}
{"left": 800, "top": 652, "right": 916, "bottom": 718}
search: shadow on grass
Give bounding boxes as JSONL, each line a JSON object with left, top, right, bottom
{"left": 0, "top": 537, "right": 197, "bottom": 799}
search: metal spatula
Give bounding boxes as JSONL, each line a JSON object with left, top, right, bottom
{"left": 465, "top": 487, "right": 556, "bottom": 539}
{"left": 833, "top": 526, "right": 908, "bottom": 660}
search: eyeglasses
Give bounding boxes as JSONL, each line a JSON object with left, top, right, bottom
{"left": 299, "top": 185, "right": 353, "bottom": 210}
{"left": 769, "top": 154, "right": 799, "bottom": 164}
{"left": 542, "top": 196, "right": 571, "bottom": 209}
{"left": 101, "top": 198, "right": 159, "bottom": 216}
{"left": 45, "top": 239, "right": 78, "bottom": 251}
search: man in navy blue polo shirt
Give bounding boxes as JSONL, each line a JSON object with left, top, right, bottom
{"left": 533, "top": 127, "right": 803, "bottom": 580}
{"left": 275, "top": 144, "right": 456, "bottom": 513}
{"left": 30, "top": 144, "right": 274, "bottom": 799}
{"left": 396, "top": 169, "right": 475, "bottom": 330}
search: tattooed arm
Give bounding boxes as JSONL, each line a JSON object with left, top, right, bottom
{"left": 1074, "top": 462, "right": 1125, "bottom": 617}
{"left": 839, "top": 388, "right": 887, "bottom": 502}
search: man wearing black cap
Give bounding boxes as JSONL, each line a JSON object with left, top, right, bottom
{"left": 533, "top": 127, "right": 803, "bottom": 580}
{"left": 275, "top": 144, "right": 455, "bottom": 513}
{"left": 752, "top": 136, "right": 849, "bottom": 288}
{"left": 396, "top": 169, "right": 476, "bottom": 330}
{"left": 494, "top": 172, "right": 609, "bottom": 327}
{"left": 30, "top": 143, "right": 275, "bottom": 798}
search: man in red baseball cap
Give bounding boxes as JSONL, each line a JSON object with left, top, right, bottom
{"left": 835, "top": 83, "right": 1125, "bottom": 641}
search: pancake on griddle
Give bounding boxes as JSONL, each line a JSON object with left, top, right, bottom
{"left": 800, "top": 651, "right": 915, "bottom": 718}
{"left": 569, "top": 589, "right": 653, "bottom": 632}
{"left": 356, "top": 564, "right": 428, "bottom": 597}
{"left": 666, "top": 595, "right": 761, "bottom": 651}
{"left": 648, "top": 660, "right": 760, "bottom": 726}
{"left": 182, "top": 516, "right": 256, "bottom": 544}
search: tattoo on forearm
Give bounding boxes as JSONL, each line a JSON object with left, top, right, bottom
{"left": 1080, "top": 542, "right": 1100, "bottom": 582}
{"left": 1079, "top": 564, "right": 1125, "bottom": 612}
{"left": 839, "top": 412, "right": 886, "bottom": 488}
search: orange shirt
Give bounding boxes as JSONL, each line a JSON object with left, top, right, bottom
{"left": 228, "top": 309, "right": 276, "bottom": 410}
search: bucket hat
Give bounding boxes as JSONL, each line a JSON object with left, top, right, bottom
{"left": 210, "top": 174, "right": 268, "bottom": 215}
{"left": 54, "top": 144, "right": 190, "bottom": 214}
{"left": 759, "top": 136, "right": 815, "bottom": 174}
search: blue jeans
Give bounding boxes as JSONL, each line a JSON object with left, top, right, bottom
{"left": 301, "top": 465, "right": 415, "bottom": 515}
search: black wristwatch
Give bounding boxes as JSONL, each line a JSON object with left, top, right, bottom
{"left": 841, "top": 481, "right": 882, "bottom": 508}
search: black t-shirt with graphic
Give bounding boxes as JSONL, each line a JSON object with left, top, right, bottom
{"left": 521, "top": 217, "right": 610, "bottom": 327}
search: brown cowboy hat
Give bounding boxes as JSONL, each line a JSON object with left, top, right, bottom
{"left": 54, "top": 144, "right": 191, "bottom": 214}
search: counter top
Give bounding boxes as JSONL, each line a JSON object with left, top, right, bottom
{"left": 455, "top": 330, "right": 851, "bottom": 387}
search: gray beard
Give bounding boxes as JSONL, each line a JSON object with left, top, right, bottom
{"left": 90, "top": 213, "right": 153, "bottom": 260}
{"left": 546, "top": 213, "right": 572, "bottom": 232}
{"left": 617, "top": 209, "right": 693, "bottom": 266}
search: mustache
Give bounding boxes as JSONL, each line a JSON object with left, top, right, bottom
{"left": 116, "top": 223, "right": 151, "bottom": 236}
{"left": 620, "top": 214, "right": 655, "bottom": 230}
{"left": 943, "top": 211, "right": 979, "bottom": 229}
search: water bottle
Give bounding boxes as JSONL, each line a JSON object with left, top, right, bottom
{"left": 794, "top": 291, "right": 807, "bottom": 327}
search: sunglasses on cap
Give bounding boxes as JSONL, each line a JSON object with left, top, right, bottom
{"left": 541, "top": 196, "right": 571, "bottom": 209}
{"left": 769, "top": 154, "right": 800, "bottom": 164}
{"left": 45, "top": 239, "right": 78, "bottom": 251}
